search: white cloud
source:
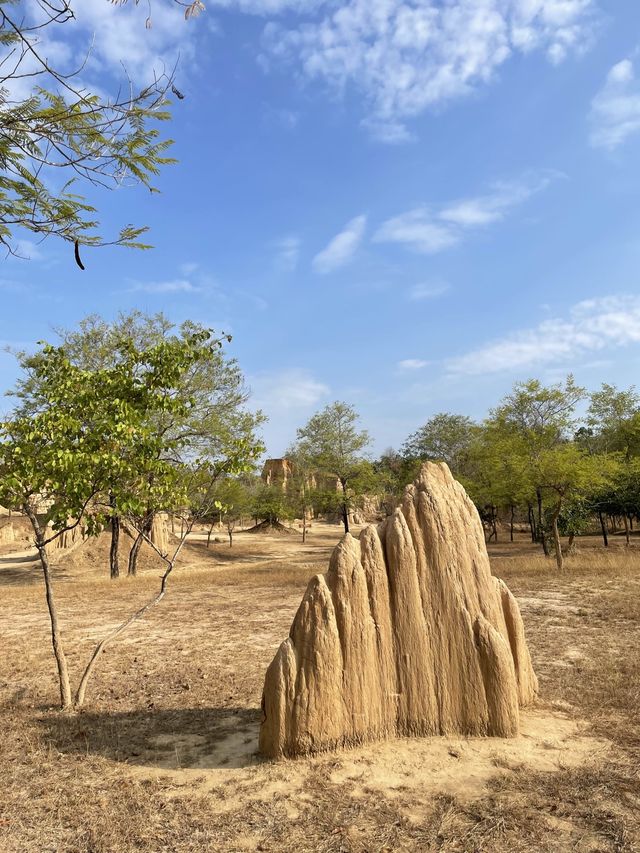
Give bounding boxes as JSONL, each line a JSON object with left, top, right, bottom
{"left": 409, "top": 282, "right": 450, "bottom": 300}
{"left": 376, "top": 174, "right": 551, "bottom": 254}
{"left": 447, "top": 295, "right": 640, "bottom": 375}
{"left": 262, "top": 0, "right": 597, "bottom": 139}
{"left": 398, "top": 358, "right": 429, "bottom": 370}
{"left": 590, "top": 57, "right": 640, "bottom": 150}
{"left": 273, "top": 235, "right": 301, "bottom": 272}
{"left": 18, "top": 0, "right": 199, "bottom": 96}
{"left": 375, "top": 209, "right": 458, "bottom": 254}
{"left": 131, "top": 278, "right": 200, "bottom": 294}
{"left": 251, "top": 368, "right": 330, "bottom": 409}
{"left": 8, "top": 238, "right": 43, "bottom": 261}
{"left": 312, "top": 215, "right": 367, "bottom": 273}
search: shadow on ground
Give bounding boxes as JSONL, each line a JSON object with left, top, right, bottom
{"left": 39, "top": 705, "right": 262, "bottom": 770}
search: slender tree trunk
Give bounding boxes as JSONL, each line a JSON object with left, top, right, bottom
{"left": 228, "top": 526, "right": 233, "bottom": 547}
{"left": 492, "top": 506, "right": 498, "bottom": 543}
{"left": 598, "top": 511, "right": 609, "bottom": 547}
{"left": 340, "top": 478, "right": 349, "bottom": 534}
{"left": 624, "top": 514, "right": 630, "bottom": 546}
{"left": 24, "top": 506, "right": 72, "bottom": 710}
{"left": 128, "top": 514, "right": 153, "bottom": 577}
{"left": 528, "top": 503, "right": 536, "bottom": 543}
{"left": 109, "top": 494, "right": 120, "bottom": 579}
{"left": 537, "top": 488, "right": 549, "bottom": 556}
{"left": 206, "top": 520, "right": 216, "bottom": 548}
{"left": 302, "top": 512, "right": 307, "bottom": 544}
{"left": 551, "top": 502, "right": 563, "bottom": 571}
{"left": 509, "top": 505, "right": 515, "bottom": 543}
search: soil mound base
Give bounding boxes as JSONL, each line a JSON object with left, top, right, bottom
{"left": 245, "top": 521, "right": 296, "bottom": 536}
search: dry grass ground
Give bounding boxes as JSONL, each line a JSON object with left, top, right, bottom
{"left": 0, "top": 522, "right": 639, "bottom": 852}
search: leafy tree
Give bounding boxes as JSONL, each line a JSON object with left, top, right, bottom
{"left": 12, "top": 311, "right": 265, "bottom": 575}
{"left": 373, "top": 447, "right": 420, "bottom": 512}
{"left": 251, "top": 484, "right": 295, "bottom": 530}
{"left": 294, "top": 401, "right": 371, "bottom": 534}
{"left": 214, "top": 477, "right": 252, "bottom": 547}
{"left": 463, "top": 424, "right": 531, "bottom": 543}
{"left": 401, "top": 413, "right": 475, "bottom": 477}
{"left": 534, "top": 445, "right": 614, "bottom": 570}
{"left": 0, "top": 328, "right": 260, "bottom": 710}
{"left": 587, "top": 383, "right": 640, "bottom": 458}
{"left": 489, "top": 376, "right": 587, "bottom": 556}
{"left": 0, "top": 0, "right": 205, "bottom": 261}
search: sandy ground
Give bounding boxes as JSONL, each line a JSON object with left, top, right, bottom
{"left": 0, "top": 522, "right": 639, "bottom": 852}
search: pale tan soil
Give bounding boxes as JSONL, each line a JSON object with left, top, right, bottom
{"left": 0, "top": 523, "right": 638, "bottom": 852}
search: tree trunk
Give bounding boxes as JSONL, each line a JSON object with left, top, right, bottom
{"left": 528, "top": 503, "right": 536, "bottom": 543}
{"left": 24, "top": 506, "right": 73, "bottom": 710}
{"left": 536, "top": 488, "right": 549, "bottom": 556}
{"left": 302, "top": 513, "right": 307, "bottom": 544}
{"left": 624, "top": 514, "right": 630, "bottom": 546}
{"left": 551, "top": 502, "right": 563, "bottom": 571}
{"left": 128, "top": 515, "right": 153, "bottom": 577}
{"left": 598, "top": 511, "right": 609, "bottom": 547}
{"left": 206, "top": 520, "right": 216, "bottom": 549}
{"left": 228, "top": 527, "right": 233, "bottom": 548}
{"left": 509, "top": 505, "right": 515, "bottom": 543}
{"left": 109, "top": 495, "right": 120, "bottom": 579}
{"left": 340, "top": 479, "right": 349, "bottom": 534}
{"left": 563, "top": 532, "right": 575, "bottom": 557}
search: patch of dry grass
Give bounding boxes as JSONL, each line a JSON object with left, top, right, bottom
{"left": 0, "top": 528, "right": 639, "bottom": 852}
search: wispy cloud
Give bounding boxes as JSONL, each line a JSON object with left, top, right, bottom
{"left": 251, "top": 368, "right": 330, "bottom": 409}
{"left": 409, "top": 282, "right": 450, "bottom": 301}
{"left": 273, "top": 235, "right": 301, "bottom": 272}
{"left": 312, "top": 215, "right": 367, "bottom": 273}
{"left": 447, "top": 295, "right": 640, "bottom": 375}
{"left": 398, "top": 358, "right": 429, "bottom": 371}
{"left": 375, "top": 174, "right": 553, "bottom": 255}
{"left": 129, "top": 278, "right": 201, "bottom": 294}
{"left": 263, "top": 0, "right": 598, "bottom": 141}
{"left": 375, "top": 210, "right": 457, "bottom": 254}
{"left": 590, "top": 57, "right": 640, "bottom": 150}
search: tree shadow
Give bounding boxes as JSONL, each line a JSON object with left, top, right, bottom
{"left": 39, "top": 705, "right": 263, "bottom": 770}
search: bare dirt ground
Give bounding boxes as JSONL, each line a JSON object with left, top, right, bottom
{"left": 0, "top": 522, "right": 639, "bottom": 852}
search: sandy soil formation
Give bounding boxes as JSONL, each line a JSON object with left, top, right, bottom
{"left": 260, "top": 463, "right": 537, "bottom": 758}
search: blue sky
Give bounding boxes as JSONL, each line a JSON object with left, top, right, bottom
{"left": 2, "top": 0, "right": 640, "bottom": 455}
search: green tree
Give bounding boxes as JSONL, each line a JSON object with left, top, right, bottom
{"left": 294, "top": 401, "right": 371, "bottom": 534}
{"left": 12, "top": 311, "right": 265, "bottom": 576}
{"left": 489, "top": 376, "right": 587, "bottom": 556}
{"left": 534, "top": 444, "right": 614, "bottom": 570}
{"left": 0, "top": 329, "right": 255, "bottom": 710}
{"left": 0, "top": 0, "right": 205, "bottom": 260}
{"left": 463, "top": 424, "right": 531, "bottom": 543}
{"left": 251, "top": 484, "right": 295, "bottom": 530}
{"left": 214, "top": 477, "right": 253, "bottom": 547}
{"left": 587, "top": 383, "right": 640, "bottom": 458}
{"left": 401, "top": 413, "right": 475, "bottom": 477}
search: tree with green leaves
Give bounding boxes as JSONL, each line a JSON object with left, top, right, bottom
{"left": 0, "top": 0, "right": 205, "bottom": 262}
{"left": 294, "top": 401, "right": 371, "bottom": 534}
{"left": 213, "top": 477, "right": 253, "bottom": 547}
{"left": 250, "top": 484, "right": 295, "bottom": 531}
{"left": 12, "top": 311, "right": 265, "bottom": 576}
{"left": 0, "top": 328, "right": 261, "bottom": 710}
{"left": 533, "top": 444, "right": 615, "bottom": 570}
{"left": 587, "top": 383, "right": 640, "bottom": 458}
{"left": 463, "top": 423, "right": 531, "bottom": 543}
{"left": 489, "top": 376, "right": 587, "bottom": 556}
{"left": 401, "top": 412, "right": 476, "bottom": 477}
